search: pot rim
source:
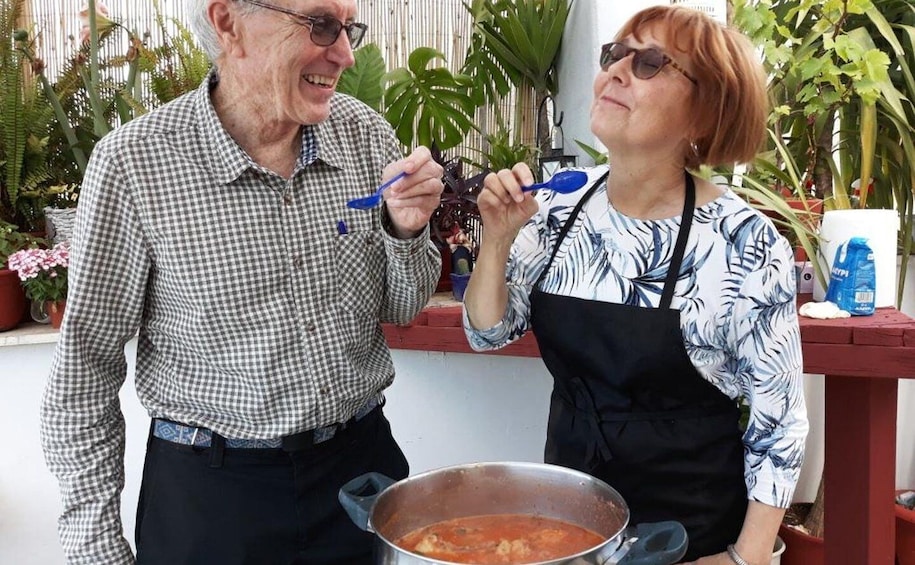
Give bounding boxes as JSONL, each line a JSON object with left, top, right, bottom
{"left": 366, "top": 461, "right": 631, "bottom": 565}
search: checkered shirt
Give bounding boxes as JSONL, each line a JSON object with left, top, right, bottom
{"left": 40, "top": 73, "right": 440, "bottom": 564}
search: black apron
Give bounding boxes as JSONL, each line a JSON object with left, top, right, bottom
{"left": 530, "top": 172, "right": 747, "bottom": 561}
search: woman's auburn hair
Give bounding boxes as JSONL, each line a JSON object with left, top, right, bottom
{"left": 616, "top": 5, "right": 769, "bottom": 169}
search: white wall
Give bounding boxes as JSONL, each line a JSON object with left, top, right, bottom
{"left": 3, "top": 313, "right": 915, "bottom": 564}
{"left": 554, "top": 1, "right": 664, "bottom": 166}
{"left": 0, "top": 343, "right": 554, "bottom": 565}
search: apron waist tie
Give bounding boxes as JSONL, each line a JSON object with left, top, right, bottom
{"left": 556, "top": 393, "right": 737, "bottom": 467}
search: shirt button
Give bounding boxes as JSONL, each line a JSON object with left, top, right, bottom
{"left": 319, "top": 387, "right": 330, "bottom": 395}
{"left": 283, "top": 194, "right": 293, "bottom": 206}
{"left": 292, "top": 256, "right": 304, "bottom": 268}
{"left": 305, "top": 322, "right": 316, "bottom": 332}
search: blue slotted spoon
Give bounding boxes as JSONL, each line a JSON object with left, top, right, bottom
{"left": 522, "top": 170, "right": 588, "bottom": 193}
{"left": 346, "top": 171, "right": 409, "bottom": 210}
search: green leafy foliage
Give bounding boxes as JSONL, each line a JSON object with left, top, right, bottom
{"left": 460, "top": 0, "right": 515, "bottom": 108}
{"left": 480, "top": 129, "right": 536, "bottom": 172}
{"left": 0, "top": 0, "right": 61, "bottom": 229}
{"left": 140, "top": 0, "right": 212, "bottom": 106}
{"left": 338, "top": 44, "right": 385, "bottom": 112}
{"left": 733, "top": 0, "right": 915, "bottom": 306}
{"left": 470, "top": 0, "right": 571, "bottom": 96}
{"left": 383, "top": 47, "right": 476, "bottom": 150}
{"left": 574, "top": 140, "right": 609, "bottom": 166}
{"left": 0, "top": 219, "right": 41, "bottom": 268}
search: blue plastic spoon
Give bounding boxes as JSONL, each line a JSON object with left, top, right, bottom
{"left": 346, "top": 171, "right": 409, "bottom": 210}
{"left": 522, "top": 170, "right": 588, "bottom": 194}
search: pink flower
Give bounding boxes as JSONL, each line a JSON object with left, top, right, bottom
{"left": 7, "top": 243, "right": 70, "bottom": 303}
{"left": 78, "top": 1, "right": 112, "bottom": 45}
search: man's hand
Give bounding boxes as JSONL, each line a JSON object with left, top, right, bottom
{"left": 383, "top": 146, "right": 444, "bottom": 238}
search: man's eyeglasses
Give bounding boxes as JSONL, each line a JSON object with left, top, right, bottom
{"left": 240, "top": 0, "right": 368, "bottom": 48}
{"left": 600, "top": 42, "right": 697, "bottom": 85}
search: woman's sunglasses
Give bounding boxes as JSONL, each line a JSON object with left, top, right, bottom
{"left": 599, "top": 42, "right": 697, "bottom": 85}
{"left": 241, "top": 0, "right": 368, "bottom": 48}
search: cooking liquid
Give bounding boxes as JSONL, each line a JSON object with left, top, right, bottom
{"left": 394, "top": 513, "right": 605, "bottom": 564}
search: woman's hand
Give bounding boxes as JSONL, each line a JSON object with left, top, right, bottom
{"left": 678, "top": 552, "right": 735, "bottom": 565}
{"left": 383, "top": 146, "right": 444, "bottom": 238}
{"left": 477, "top": 163, "right": 540, "bottom": 244}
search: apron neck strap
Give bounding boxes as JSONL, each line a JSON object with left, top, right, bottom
{"left": 535, "top": 171, "right": 609, "bottom": 289}
{"left": 534, "top": 169, "right": 696, "bottom": 310}
{"left": 659, "top": 171, "right": 696, "bottom": 310}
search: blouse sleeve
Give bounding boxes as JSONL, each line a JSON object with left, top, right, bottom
{"left": 730, "top": 233, "right": 809, "bottom": 508}
{"left": 463, "top": 200, "right": 555, "bottom": 351}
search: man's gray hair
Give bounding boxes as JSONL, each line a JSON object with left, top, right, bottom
{"left": 186, "top": 0, "right": 258, "bottom": 62}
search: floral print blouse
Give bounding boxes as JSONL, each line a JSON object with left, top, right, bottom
{"left": 464, "top": 165, "right": 809, "bottom": 508}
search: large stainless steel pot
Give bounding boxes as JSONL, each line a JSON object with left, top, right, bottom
{"left": 339, "top": 461, "right": 687, "bottom": 565}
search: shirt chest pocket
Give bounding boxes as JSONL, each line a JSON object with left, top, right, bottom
{"left": 335, "top": 230, "right": 386, "bottom": 317}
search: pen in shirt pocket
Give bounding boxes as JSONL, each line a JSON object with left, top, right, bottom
{"left": 337, "top": 220, "right": 349, "bottom": 235}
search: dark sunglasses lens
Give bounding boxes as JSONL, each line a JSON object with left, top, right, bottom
{"left": 310, "top": 17, "right": 342, "bottom": 46}
{"left": 633, "top": 49, "right": 666, "bottom": 79}
{"left": 600, "top": 43, "right": 625, "bottom": 70}
{"left": 347, "top": 24, "right": 366, "bottom": 48}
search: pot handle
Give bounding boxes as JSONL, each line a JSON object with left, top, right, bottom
{"left": 614, "top": 521, "right": 688, "bottom": 565}
{"left": 338, "top": 472, "right": 397, "bottom": 533}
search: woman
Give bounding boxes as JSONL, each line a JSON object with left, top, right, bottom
{"left": 463, "top": 6, "right": 808, "bottom": 565}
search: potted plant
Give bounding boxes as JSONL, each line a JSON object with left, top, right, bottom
{"left": 897, "top": 490, "right": 915, "bottom": 565}
{"left": 430, "top": 147, "right": 487, "bottom": 293}
{"left": 12, "top": 0, "right": 208, "bottom": 244}
{"left": 0, "top": 219, "right": 41, "bottom": 331}
{"left": 896, "top": 489, "right": 915, "bottom": 565}
{"left": 733, "top": 0, "right": 915, "bottom": 306}
{"left": 7, "top": 241, "right": 69, "bottom": 328}
{"left": 380, "top": 0, "right": 570, "bottom": 291}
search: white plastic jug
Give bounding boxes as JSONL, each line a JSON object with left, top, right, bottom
{"left": 813, "top": 209, "right": 898, "bottom": 307}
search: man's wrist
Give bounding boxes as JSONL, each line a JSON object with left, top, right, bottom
{"left": 381, "top": 206, "right": 422, "bottom": 239}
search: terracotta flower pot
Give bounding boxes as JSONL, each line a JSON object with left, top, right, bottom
{"left": 897, "top": 490, "right": 915, "bottom": 565}
{"left": 0, "top": 268, "right": 27, "bottom": 331}
{"left": 778, "top": 522, "right": 823, "bottom": 565}
{"left": 46, "top": 300, "right": 66, "bottom": 329}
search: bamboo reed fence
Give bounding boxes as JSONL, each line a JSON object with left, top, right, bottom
{"left": 22, "top": 0, "right": 534, "bottom": 169}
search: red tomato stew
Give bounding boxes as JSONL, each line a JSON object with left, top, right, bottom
{"left": 394, "top": 513, "right": 606, "bottom": 564}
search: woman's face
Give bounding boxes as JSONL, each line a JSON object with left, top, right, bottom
{"left": 590, "top": 26, "right": 697, "bottom": 162}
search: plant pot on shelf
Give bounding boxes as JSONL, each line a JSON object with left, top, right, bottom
{"left": 0, "top": 269, "right": 27, "bottom": 331}
{"left": 450, "top": 273, "right": 470, "bottom": 302}
{"left": 436, "top": 245, "right": 452, "bottom": 293}
{"left": 771, "top": 535, "right": 786, "bottom": 565}
{"left": 46, "top": 300, "right": 66, "bottom": 329}
{"left": 779, "top": 503, "right": 824, "bottom": 565}
{"left": 898, "top": 490, "right": 915, "bottom": 565}
{"left": 44, "top": 207, "right": 76, "bottom": 245}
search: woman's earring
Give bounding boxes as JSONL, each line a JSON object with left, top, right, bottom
{"left": 689, "top": 140, "right": 700, "bottom": 156}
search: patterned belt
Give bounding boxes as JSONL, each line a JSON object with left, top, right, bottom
{"left": 152, "top": 394, "right": 383, "bottom": 449}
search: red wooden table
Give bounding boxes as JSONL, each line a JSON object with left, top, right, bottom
{"left": 383, "top": 293, "right": 915, "bottom": 564}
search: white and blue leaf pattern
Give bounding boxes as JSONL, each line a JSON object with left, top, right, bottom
{"left": 465, "top": 165, "right": 808, "bottom": 509}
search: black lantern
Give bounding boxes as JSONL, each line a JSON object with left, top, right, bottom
{"left": 537, "top": 96, "right": 577, "bottom": 181}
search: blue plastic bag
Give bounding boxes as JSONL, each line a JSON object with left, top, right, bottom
{"left": 824, "top": 237, "right": 876, "bottom": 316}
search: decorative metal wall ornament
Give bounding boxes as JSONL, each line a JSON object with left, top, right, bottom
{"left": 537, "top": 95, "right": 577, "bottom": 181}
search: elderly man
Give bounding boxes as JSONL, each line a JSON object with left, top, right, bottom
{"left": 40, "top": 1, "right": 443, "bottom": 563}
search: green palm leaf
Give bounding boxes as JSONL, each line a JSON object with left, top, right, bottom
{"left": 338, "top": 43, "right": 386, "bottom": 111}
{"left": 383, "top": 47, "right": 476, "bottom": 150}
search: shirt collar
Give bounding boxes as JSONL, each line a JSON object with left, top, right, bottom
{"left": 195, "top": 69, "right": 348, "bottom": 184}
